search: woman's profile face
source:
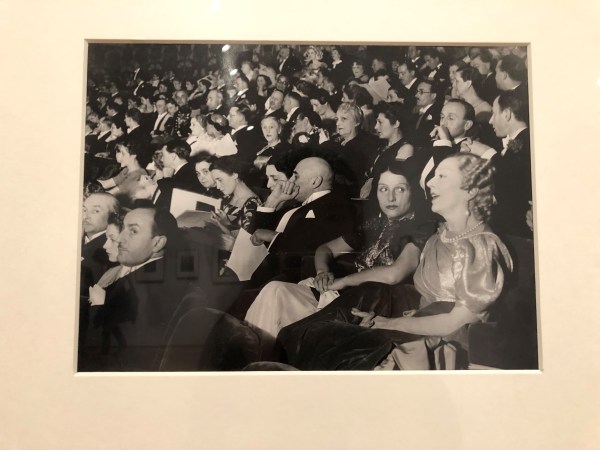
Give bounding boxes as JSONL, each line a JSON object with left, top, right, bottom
{"left": 311, "top": 99, "right": 325, "bottom": 116}
{"left": 211, "top": 169, "right": 237, "bottom": 196}
{"left": 427, "top": 158, "right": 469, "bottom": 218}
{"left": 375, "top": 113, "right": 399, "bottom": 141}
{"left": 265, "top": 164, "right": 289, "bottom": 190}
{"left": 115, "top": 145, "right": 129, "bottom": 167}
{"left": 195, "top": 161, "right": 216, "bottom": 189}
{"left": 261, "top": 118, "right": 280, "bottom": 143}
{"left": 376, "top": 172, "right": 412, "bottom": 220}
{"left": 190, "top": 117, "right": 205, "bottom": 137}
{"left": 103, "top": 223, "right": 121, "bottom": 263}
{"left": 331, "top": 48, "right": 341, "bottom": 61}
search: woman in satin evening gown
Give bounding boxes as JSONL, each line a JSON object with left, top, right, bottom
{"left": 278, "top": 153, "right": 512, "bottom": 370}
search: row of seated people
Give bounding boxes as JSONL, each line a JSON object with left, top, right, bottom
{"left": 79, "top": 47, "right": 535, "bottom": 371}
{"left": 80, "top": 152, "right": 536, "bottom": 371}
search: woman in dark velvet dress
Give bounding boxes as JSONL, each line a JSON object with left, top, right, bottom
{"left": 278, "top": 153, "right": 512, "bottom": 370}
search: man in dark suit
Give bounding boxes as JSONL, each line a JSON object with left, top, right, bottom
{"left": 462, "top": 91, "right": 532, "bottom": 238}
{"left": 264, "top": 89, "right": 286, "bottom": 120}
{"left": 88, "top": 207, "right": 198, "bottom": 371}
{"left": 151, "top": 98, "right": 174, "bottom": 137}
{"left": 88, "top": 117, "right": 112, "bottom": 155}
{"left": 276, "top": 46, "right": 302, "bottom": 78}
{"left": 407, "top": 45, "right": 427, "bottom": 76}
{"left": 171, "top": 90, "right": 192, "bottom": 138}
{"left": 125, "top": 108, "right": 151, "bottom": 150}
{"left": 206, "top": 88, "right": 228, "bottom": 116}
{"left": 495, "top": 54, "right": 528, "bottom": 99}
{"left": 230, "top": 73, "right": 258, "bottom": 109}
{"left": 250, "top": 156, "right": 356, "bottom": 283}
{"left": 228, "top": 105, "right": 266, "bottom": 164}
{"left": 156, "top": 139, "right": 203, "bottom": 209}
{"left": 79, "top": 193, "right": 120, "bottom": 358}
{"left": 422, "top": 48, "right": 450, "bottom": 92}
{"left": 397, "top": 60, "right": 419, "bottom": 112}
{"left": 470, "top": 48, "right": 499, "bottom": 105}
{"left": 412, "top": 79, "right": 444, "bottom": 148}
{"left": 415, "top": 99, "right": 497, "bottom": 200}
{"left": 281, "top": 91, "right": 303, "bottom": 143}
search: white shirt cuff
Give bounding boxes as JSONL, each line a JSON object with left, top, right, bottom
{"left": 481, "top": 148, "right": 497, "bottom": 160}
{"left": 257, "top": 206, "right": 275, "bottom": 213}
{"left": 433, "top": 139, "right": 452, "bottom": 147}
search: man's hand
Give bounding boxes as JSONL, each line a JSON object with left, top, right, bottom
{"left": 460, "top": 138, "right": 493, "bottom": 157}
{"left": 430, "top": 125, "right": 452, "bottom": 142}
{"left": 250, "top": 229, "right": 277, "bottom": 246}
{"left": 264, "top": 181, "right": 299, "bottom": 209}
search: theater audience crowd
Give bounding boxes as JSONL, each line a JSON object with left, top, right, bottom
{"left": 79, "top": 43, "right": 534, "bottom": 371}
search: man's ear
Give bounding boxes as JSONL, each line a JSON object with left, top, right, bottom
{"left": 311, "top": 175, "right": 323, "bottom": 189}
{"left": 464, "top": 119, "right": 474, "bottom": 132}
{"left": 152, "top": 235, "right": 167, "bottom": 254}
{"left": 503, "top": 107, "right": 513, "bottom": 122}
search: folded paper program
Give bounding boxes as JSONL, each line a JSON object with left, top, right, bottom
{"left": 226, "top": 228, "right": 269, "bottom": 281}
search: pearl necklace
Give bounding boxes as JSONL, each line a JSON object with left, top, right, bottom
{"left": 441, "top": 221, "right": 484, "bottom": 243}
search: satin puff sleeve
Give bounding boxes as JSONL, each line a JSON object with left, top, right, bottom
{"left": 452, "top": 232, "right": 513, "bottom": 319}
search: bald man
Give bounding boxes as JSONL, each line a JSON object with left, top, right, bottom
{"left": 250, "top": 156, "right": 356, "bottom": 283}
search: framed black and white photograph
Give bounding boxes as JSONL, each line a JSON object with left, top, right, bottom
{"left": 2, "top": 0, "right": 599, "bottom": 448}
{"left": 77, "top": 40, "right": 538, "bottom": 373}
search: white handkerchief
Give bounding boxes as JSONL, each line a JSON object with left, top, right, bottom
{"left": 297, "top": 277, "right": 340, "bottom": 310}
{"left": 305, "top": 210, "right": 315, "bottom": 219}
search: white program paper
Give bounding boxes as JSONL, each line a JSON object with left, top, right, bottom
{"left": 225, "top": 229, "right": 269, "bottom": 281}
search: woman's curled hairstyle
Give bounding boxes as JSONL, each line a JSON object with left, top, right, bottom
{"left": 450, "top": 152, "right": 496, "bottom": 222}
{"left": 210, "top": 154, "right": 249, "bottom": 180}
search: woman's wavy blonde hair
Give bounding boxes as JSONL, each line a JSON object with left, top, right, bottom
{"left": 449, "top": 152, "right": 496, "bottom": 222}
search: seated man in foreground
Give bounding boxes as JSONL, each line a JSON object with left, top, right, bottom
{"left": 90, "top": 206, "right": 196, "bottom": 371}
{"left": 249, "top": 156, "right": 356, "bottom": 284}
